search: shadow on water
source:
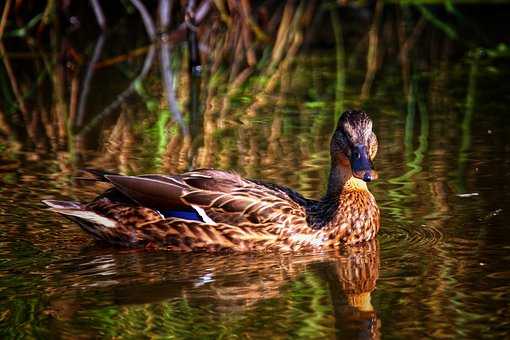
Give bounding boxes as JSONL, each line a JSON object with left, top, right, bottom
{"left": 1, "top": 0, "right": 510, "bottom": 338}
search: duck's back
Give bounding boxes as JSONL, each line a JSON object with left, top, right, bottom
{"left": 44, "top": 169, "right": 311, "bottom": 252}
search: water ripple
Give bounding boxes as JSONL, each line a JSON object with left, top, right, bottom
{"left": 379, "top": 223, "right": 444, "bottom": 253}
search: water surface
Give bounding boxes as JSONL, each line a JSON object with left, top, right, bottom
{"left": 1, "top": 2, "right": 509, "bottom": 338}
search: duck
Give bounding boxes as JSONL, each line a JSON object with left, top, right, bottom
{"left": 43, "top": 110, "right": 380, "bottom": 252}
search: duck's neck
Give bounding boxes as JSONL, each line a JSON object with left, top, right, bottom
{"left": 325, "top": 163, "right": 368, "bottom": 198}
{"left": 308, "top": 163, "right": 375, "bottom": 230}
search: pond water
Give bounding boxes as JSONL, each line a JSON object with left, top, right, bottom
{"left": 1, "top": 2, "right": 509, "bottom": 339}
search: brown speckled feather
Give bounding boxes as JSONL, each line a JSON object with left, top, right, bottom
{"left": 44, "top": 168, "right": 379, "bottom": 252}
{"left": 106, "top": 170, "right": 309, "bottom": 231}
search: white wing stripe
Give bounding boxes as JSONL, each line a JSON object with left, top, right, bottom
{"left": 191, "top": 205, "right": 216, "bottom": 225}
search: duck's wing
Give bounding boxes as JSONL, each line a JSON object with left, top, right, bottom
{"left": 95, "top": 169, "right": 308, "bottom": 228}
{"left": 44, "top": 198, "right": 282, "bottom": 251}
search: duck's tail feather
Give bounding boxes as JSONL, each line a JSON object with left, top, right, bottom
{"left": 43, "top": 200, "right": 84, "bottom": 210}
{"left": 42, "top": 200, "right": 119, "bottom": 242}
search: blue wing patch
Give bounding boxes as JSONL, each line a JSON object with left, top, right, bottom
{"left": 159, "top": 209, "right": 204, "bottom": 222}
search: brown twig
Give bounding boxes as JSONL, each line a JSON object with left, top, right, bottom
{"left": 239, "top": 0, "right": 269, "bottom": 42}
{"left": 94, "top": 45, "right": 150, "bottom": 69}
{"left": 270, "top": 0, "right": 294, "bottom": 70}
{"left": 0, "top": 42, "right": 29, "bottom": 119}
{"left": 213, "top": 0, "right": 232, "bottom": 27}
{"left": 242, "top": 20, "right": 256, "bottom": 66}
{"left": 68, "top": 74, "right": 80, "bottom": 125}
{"left": 0, "top": 0, "right": 12, "bottom": 40}
{"left": 360, "top": 0, "right": 384, "bottom": 102}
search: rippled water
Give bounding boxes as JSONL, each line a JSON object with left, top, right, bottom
{"left": 1, "top": 3, "right": 510, "bottom": 339}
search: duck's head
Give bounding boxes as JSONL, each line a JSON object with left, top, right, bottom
{"left": 331, "top": 110, "right": 378, "bottom": 183}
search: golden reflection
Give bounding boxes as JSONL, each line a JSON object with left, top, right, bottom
{"left": 42, "top": 240, "right": 380, "bottom": 337}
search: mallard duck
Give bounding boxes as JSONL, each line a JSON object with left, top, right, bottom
{"left": 43, "top": 110, "right": 380, "bottom": 252}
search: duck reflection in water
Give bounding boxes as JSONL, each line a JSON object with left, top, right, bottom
{"left": 45, "top": 240, "right": 380, "bottom": 338}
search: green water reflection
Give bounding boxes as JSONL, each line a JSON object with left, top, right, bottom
{"left": 1, "top": 1, "right": 510, "bottom": 339}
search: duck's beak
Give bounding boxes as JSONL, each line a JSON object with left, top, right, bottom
{"left": 350, "top": 144, "right": 378, "bottom": 182}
